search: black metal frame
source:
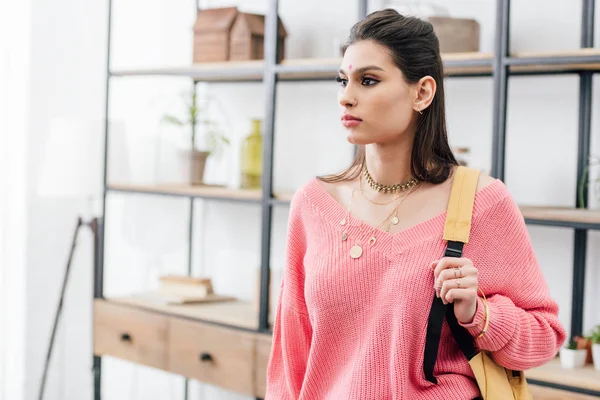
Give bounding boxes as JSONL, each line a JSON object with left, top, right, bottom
{"left": 95, "top": 0, "right": 599, "bottom": 399}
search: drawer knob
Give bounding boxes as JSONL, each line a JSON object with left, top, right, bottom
{"left": 199, "top": 352, "right": 213, "bottom": 362}
{"left": 120, "top": 333, "right": 132, "bottom": 342}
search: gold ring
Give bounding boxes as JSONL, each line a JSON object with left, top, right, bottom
{"left": 453, "top": 268, "right": 458, "bottom": 279}
{"left": 456, "top": 278, "right": 461, "bottom": 288}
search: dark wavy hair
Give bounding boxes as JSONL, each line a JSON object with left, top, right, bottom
{"left": 319, "top": 8, "right": 457, "bottom": 185}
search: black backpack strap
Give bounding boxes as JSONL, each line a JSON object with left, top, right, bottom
{"left": 423, "top": 241, "right": 477, "bottom": 384}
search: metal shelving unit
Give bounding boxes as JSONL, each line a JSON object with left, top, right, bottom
{"left": 94, "top": 0, "right": 600, "bottom": 398}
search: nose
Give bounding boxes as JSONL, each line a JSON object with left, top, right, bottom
{"left": 338, "top": 86, "right": 357, "bottom": 108}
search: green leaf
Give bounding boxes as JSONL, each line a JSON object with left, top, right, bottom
{"left": 162, "top": 115, "right": 186, "bottom": 126}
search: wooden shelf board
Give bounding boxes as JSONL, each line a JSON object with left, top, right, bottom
{"left": 526, "top": 358, "right": 600, "bottom": 393}
{"left": 511, "top": 48, "right": 600, "bottom": 72}
{"left": 529, "top": 384, "right": 600, "bottom": 399}
{"left": 109, "top": 49, "right": 600, "bottom": 81}
{"left": 109, "top": 183, "right": 294, "bottom": 202}
{"left": 106, "top": 296, "right": 258, "bottom": 331}
{"left": 520, "top": 205, "right": 600, "bottom": 225}
{"left": 111, "top": 60, "right": 264, "bottom": 82}
{"left": 108, "top": 183, "right": 262, "bottom": 200}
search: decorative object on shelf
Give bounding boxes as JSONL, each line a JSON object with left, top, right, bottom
{"left": 132, "top": 275, "right": 236, "bottom": 305}
{"left": 193, "top": 7, "right": 239, "bottom": 63}
{"left": 590, "top": 325, "right": 600, "bottom": 371}
{"left": 578, "top": 154, "right": 600, "bottom": 209}
{"left": 427, "top": 16, "right": 480, "bottom": 53}
{"left": 560, "top": 338, "right": 588, "bottom": 369}
{"left": 230, "top": 12, "right": 287, "bottom": 62}
{"left": 453, "top": 147, "right": 471, "bottom": 166}
{"left": 574, "top": 335, "right": 594, "bottom": 364}
{"left": 240, "top": 118, "right": 263, "bottom": 189}
{"left": 161, "top": 90, "right": 230, "bottom": 185}
{"left": 383, "top": 1, "right": 480, "bottom": 53}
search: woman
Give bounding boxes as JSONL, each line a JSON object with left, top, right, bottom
{"left": 265, "top": 9, "right": 566, "bottom": 400}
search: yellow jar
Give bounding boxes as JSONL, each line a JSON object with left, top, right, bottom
{"left": 240, "top": 119, "right": 263, "bottom": 189}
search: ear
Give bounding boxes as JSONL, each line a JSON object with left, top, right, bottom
{"left": 413, "top": 76, "right": 436, "bottom": 113}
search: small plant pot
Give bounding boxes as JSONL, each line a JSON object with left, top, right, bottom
{"left": 180, "top": 149, "right": 210, "bottom": 185}
{"left": 560, "top": 347, "right": 587, "bottom": 369}
{"left": 593, "top": 344, "right": 600, "bottom": 371}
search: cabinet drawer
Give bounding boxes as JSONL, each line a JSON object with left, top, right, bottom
{"left": 168, "top": 318, "right": 255, "bottom": 396}
{"left": 94, "top": 300, "right": 169, "bottom": 370}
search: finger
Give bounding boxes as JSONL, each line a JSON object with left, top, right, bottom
{"left": 433, "top": 257, "right": 473, "bottom": 279}
{"left": 440, "top": 276, "right": 477, "bottom": 303}
{"left": 437, "top": 265, "right": 477, "bottom": 283}
{"left": 446, "top": 287, "right": 477, "bottom": 303}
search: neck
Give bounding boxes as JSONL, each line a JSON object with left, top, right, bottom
{"left": 363, "top": 138, "right": 413, "bottom": 192}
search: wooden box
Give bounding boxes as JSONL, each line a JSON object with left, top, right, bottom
{"left": 230, "top": 12, "right": 287, "bottom": 63}
{"left": 193, "top": 7, "right": 238, "bottom": 63}
{"left": 427, "top": 16, "right": 480, "bottom": 53}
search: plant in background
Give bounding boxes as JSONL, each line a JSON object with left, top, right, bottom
{"left": 160, "top": 89, "right": 231, "bottom": 185}
{"left": 591, "top": 325, "right": 600, "bottom": 344}
{"left": 161, "top": 89, "right": 230, "bottom": 158}
{"left": 566, "top": 338, "right": 578, "bottom": 350}
{"left": 578, "top": 155, "right": 600, "bottom": 208}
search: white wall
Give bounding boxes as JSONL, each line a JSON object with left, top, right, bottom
{"left": 23, "top": 0, "right": 600, "bottom": 400}
{"left": 0, "top": 0, "right": 32, "bottom": 398}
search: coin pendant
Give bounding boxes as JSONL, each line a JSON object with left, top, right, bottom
{"left": 350, "top": 245, "right": 363, "bottom": 259}
{"left": 391, "top": 216, "right": 399, "bottom": 225}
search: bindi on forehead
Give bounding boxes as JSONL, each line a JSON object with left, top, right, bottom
{"left": 349, "top": 64, "right": 353, "bottom": 70}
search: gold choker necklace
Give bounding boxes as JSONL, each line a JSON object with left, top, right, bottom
{"left": 363, "top": 167, "right": 418, "bottom": 194}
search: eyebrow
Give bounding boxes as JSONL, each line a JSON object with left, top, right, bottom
{"left": 338, "top": 65, "right": 385, "bottom": 75}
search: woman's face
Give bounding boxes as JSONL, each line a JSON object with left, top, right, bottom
{"left": 337, "top": 40, "right": 421, "bottom": 146}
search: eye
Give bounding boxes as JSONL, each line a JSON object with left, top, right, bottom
{"left": 361, "top": 77, "right": 379, "bottom": 86}
{"left": 336, "top": 76, "right": 348, "bottom": 87}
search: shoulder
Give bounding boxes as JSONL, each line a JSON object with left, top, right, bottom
{"left": 288, "top": 176, "right": 336, "bottom": 216}
{"left": 476, "top": 172, "right": 499, "bottom": 194}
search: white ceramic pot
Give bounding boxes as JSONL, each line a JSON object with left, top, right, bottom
{"left": 592, "top": 343, "right": 600, "bottom": 371}
{"left": 560, "top": 347, "right": 587, "bottom": 369}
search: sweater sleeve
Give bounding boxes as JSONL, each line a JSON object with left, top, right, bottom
{"left": 265, "top": 191, "right": 312, "bottom": 399}
{"left": 459, "top": 190, "right": 567, "bottom": 371}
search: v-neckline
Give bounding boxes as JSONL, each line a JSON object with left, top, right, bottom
{"left": 304, "top": 177, "right": 503, "bottom": 255}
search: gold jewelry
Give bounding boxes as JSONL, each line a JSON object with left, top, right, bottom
{"left": 344, "top": 179, "right": 417, "bottom": 259}
{"left": 476, "top": 288, "right": 490, "bottom": 339}
{"left": 386, "top": 182, "right": 420, "bottom": 231}
{"left": 456, "top": 278, "right": 461, "bottom": 288}
{"left": 363, "top": 167, "right": 418, "bottom": 194}
{"left": 418, "top": 109, "right": 423, "bottom": 115}
{"left": 349, "top": 205, "right": 398, "bottom": 259}
{"left": 359, "top": 175, "right": 403, "bottom": 205}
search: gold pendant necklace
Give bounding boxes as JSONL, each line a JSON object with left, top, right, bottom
{"left": 342, "top": 180, "right": 420, "bottom": 259}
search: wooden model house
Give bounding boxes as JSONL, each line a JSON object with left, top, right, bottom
{"left": 230, "top": 12, "right": 287, "bottom": 62}
{"left": 193, "top": 7, "right": 238, "bottom": 63}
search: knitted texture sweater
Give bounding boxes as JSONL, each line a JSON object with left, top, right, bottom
{"left": 265, "top": 177, "right": 566, "bottom": 400}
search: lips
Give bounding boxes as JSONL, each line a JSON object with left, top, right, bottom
{"left": 341, "top": 114, "right": 362, "bottom": 128}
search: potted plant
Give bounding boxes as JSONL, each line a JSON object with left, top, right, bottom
{"left": 161, "top": 90, "right": 230, "bottom": 185}
{"left": 578, "top": 154, "right": 600, "bottom": 209}
{"left": 591, "top": 325, "right": 600, "bottom": 371}
{"left": 560, "top": 338, "right": 588, "bottom": 369}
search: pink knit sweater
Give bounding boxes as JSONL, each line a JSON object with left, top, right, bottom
{"left": 265, "top": 177, "right": 566, "bottom": 399}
